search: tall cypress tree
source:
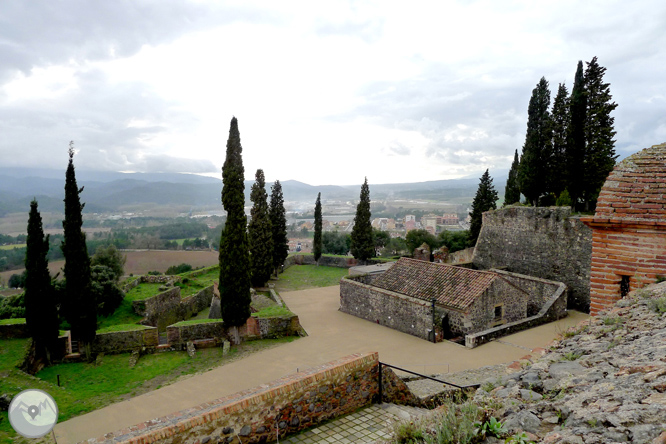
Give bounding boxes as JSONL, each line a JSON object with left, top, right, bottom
{"left": 269, "top": 180, "right": 289, "bottom": 276}
{"left": 567, "top": 61, "right": 587, "bottom": 211}
{"left": 583, "top": 56, "right": 618, "bottom": 210}
{"left": 549, "top": 83, "right": 570, "bottom": 198}
{"left": 350, "top": 178, "right": 374, "bottom": 262}
{"left": 518, "top": 77, "right": 552, "bottom": 206}
{"left": 25, "top": 199, "right": 58, "bottom": 362}
{"left": 504, "top": 149, "right": 521, "bottom": 206}
{"left": 219, "top": 117, "right": 251, "bottom": 342}
{"left": 469, "top": 169, "right": 498, "bottom": 246}
{"left": 313, "top": 193, "right": 322, "bottom": 264}
{"left": 248, "top": 169, "right": 273, "bottom": 287}
{"left": 61, "top": 143, "right": 95, "bottom": 360}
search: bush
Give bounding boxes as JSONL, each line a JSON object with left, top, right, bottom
{"left": 166, "top": 263, "right": 193, "bottom": 275}
{"left": 8, "top": 271, "right": 26, "bottom": 289}
{"left": 91, "top": 265, "right": 125, "bottom": 317}
{"left": 0, "top": 293, "right": 26, "bottom": 319}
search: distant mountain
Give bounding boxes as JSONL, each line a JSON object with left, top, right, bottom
{"left": 0, "top": 168, "right": 506, "bottom": 216}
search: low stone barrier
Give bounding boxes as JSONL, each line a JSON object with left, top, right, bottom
{"left": 133, "top": 285, "right": 215, "bottom": 331}
{"left": 167, "top": 320, "right": 227, "bottom": 350}
{"left": 89, "top": 352, "right": 418, "bottom": 444}
{"left": 0, "top": 321, "right": 28, "bottom": 339}
{"left": 244, "top": 315, "right": 301, "bottom": 339}
{"left": 92, "top": 327, "right": 159, "bottom": 354}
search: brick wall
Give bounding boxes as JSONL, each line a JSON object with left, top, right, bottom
{"left": 88, "top": 352, "right": 417, "bottom": 444}
{"left": 473, "top": 206, "right": 592, "bottom": 311}
{"left": 585, "top": 224, "right": 666, "bottom": 315}
{"left": 581, "top": 142, "right": 666, "bottom": 315}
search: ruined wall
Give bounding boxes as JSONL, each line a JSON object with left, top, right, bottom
{"left": 466, "top": 279, "right": 528, "bottom": 331}
{"left": 284, "top": 254, "right": 385, "bottom": 269}
{"left": 133, "top": 285, "right": 215, "bottom": 331}
{"left": 0, "top": 321, "right": 28, "bottom": 339}
{"left": 92, "top": 327, "right": 159, "bottom": 354}
{"left": 245, "top": 315, "right": 302, "bottom": 340}
{"left": 89, "top": 352, "right": 418, "bottom": 444}
{"left": 167, "top": 320, "right": 227, "bottom": 349}
{"left": 472, "top": 206, "right": 591, "bottom": 312}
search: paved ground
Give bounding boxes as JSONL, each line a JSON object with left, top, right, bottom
{"left": 53, "top": 285, "right": 588, "bottom": 444}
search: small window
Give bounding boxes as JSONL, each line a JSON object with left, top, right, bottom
{"left": 494, "top": 305, "right": 503, "bottom": 320}
{"left": 620, "top": 275, "right": 630, "bottom": 297}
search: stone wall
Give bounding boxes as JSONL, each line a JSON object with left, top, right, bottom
{"left": 472, "top": 206, "right": 592, "bottom": 312}
{"left": 92, "top": 327, "right": 159, "bottom": 354}
{"left": 444, "top": 247, "right": 475, "bottom": 265}
{"left": 466, "top": 279, "right": 528, "bottom": 332}
{"left": 167, "top": 320, "right": 227, "bottom": 349}
{"left": 88, "top": 352, "right": 418, "bottom": 444}
{"left": 465, "top": 280, "right": 567, "bottom": 348}
{"left": 340, "top": 276, "right": 436, "bottom": 340}
{"left": 243, "top": 315, "right": 301, "bottom": 340}
{"left": 133, "top": 285, "right": 215, "bottom": 331}
{"left": 0, "top": 321, "right": 28, "bottom": 339}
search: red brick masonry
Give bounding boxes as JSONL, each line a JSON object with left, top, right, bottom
{"left": 582, "top": 142, "right": 666, "bottom": 315}
{"left": 84, "top": 352, "right": 414, "bottom": 444}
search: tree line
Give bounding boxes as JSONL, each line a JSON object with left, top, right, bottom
{"left": 505, "top": 56, "right": 617, "bottom": 210}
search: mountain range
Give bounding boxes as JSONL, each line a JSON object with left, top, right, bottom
{"left": 0, "top": 168, "right": 508, "bottom": 216}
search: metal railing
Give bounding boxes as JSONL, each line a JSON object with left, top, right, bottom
{"left": 377, "top": 361, "right": 479, "bottom": 402}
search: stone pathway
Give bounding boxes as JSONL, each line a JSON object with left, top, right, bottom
{"left": 279, "top": 404, "right": 424, "bottom": 444}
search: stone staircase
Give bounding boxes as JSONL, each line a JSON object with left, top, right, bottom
{"left": 379, "top": 402, "right": 431, "bottom": 420}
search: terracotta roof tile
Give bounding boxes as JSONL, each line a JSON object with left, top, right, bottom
{"left": 371, "top": 257, "right": 497, "bottom": 310}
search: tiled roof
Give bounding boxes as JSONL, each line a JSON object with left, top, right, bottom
{"left": 594, "top": 142, "right": 666, "bottom": 223}
{"left": 371, "top": 257, "right": 498, "bottom": 310}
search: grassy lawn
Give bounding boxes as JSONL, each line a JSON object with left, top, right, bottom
{"left": 252, "top": 305, "right": 295, "bottom": 318}
{"left": 0, "top": 318, "right": 25, "bottom": 325}
{"left": 97, "top": 324, "right": 151, "bottom": 334}
{"left": 0, "top": 336, "right": 297, "bottom": 443}
{"left": 273, "top": 265, "right": 349, "bottom": 292}
{"left": 124, "top": 282, "right": 164, "bottom": 301}
{"left": 177, "top": 266, "right": 219, "bottom": 297}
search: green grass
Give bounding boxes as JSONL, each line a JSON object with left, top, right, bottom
{"left": 96, "top": 298, "right": 144, "bottom": 331}
{"left": 0, "top": 318, "right": 25, "bottom": 325}
{"left": 0, "top": 244, "right": 25, "bottom": 250}
{"left": 252, "top": 305, "right": 295, "bottom": 318}
{"left": 96, "top": 324, "right": 151, "bottom": 334}
{"left": 171, "top": 318, "right": 222, "bottom": 327}
{"left": 0, "top": 336, "right": 297, "bottom": 443}
{"left": 176, "top": 267, "right": 219, "bottom": 297}
{"left": 124, "top": 282, "right": 165, "bottom": 301}
{"left": 274, "top": 265, "right": 349, "bottom": 292}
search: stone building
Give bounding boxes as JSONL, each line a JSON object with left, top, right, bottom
{"left": 581, "top": 142, "right": 666, "bottom": 315}
{"left": 340, "top": 257, "right": 567, "bottom": 347}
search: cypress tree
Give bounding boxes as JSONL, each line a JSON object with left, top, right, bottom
{"left": 25, "top": 199, "right": 58, "bottom": 362}
{"left": 567, "top": 61, "right": 587, "bottom": 211}
{"left": 549, "top": 83, "right": 570, "bottom": 198}
{"left": 583, "top": 56, "right": 618, "bottom": 210}
{"left": 248, "top": 169, "right": 273, "bottom": 287}
{"left": 61, "top": 142, "right": 95, "bottom": 360}
{"left": 469, "top": 169, "right": 498, "bottom": 246}
{"left": 313, "top": 193, "right": 322, "bottom": 264}
{"left": 218, "top": 117, "right": 251, "bottom": 342}
{"left": 350, "top": 178, "right": 374, "bottom": 262}
{"left": 504, "top": 149, "right": 521, "bottom": 206}
{"left": 518, "top": 77, "right": 552, "bottom": 206}
{"left": 269, "top": 180, "right": 289, "bottom": 276}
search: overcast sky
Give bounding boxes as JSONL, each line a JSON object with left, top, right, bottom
{"left": 1, "top": 0, "right": 664, "bottom": 186}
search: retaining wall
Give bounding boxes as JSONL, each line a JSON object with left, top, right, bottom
{"left": 167, "top": 321, "right": 227, "bottom": 349}
{"left": 133, "top": 285, "right": 215, "bottom": 331}
{"left": 472, "top": 206, "right": 592, "bottom": 312}
{"left": 92, "top": 327, "right": 159, "bottom": 354}
{"left": 89, "top": 352, "right": 418, "bottom": 444}
{"left": 0, "top": 321, "right": 28, "bottom": 339}
{"left": 284, "top": 254, "right": 385, "bottom": 269}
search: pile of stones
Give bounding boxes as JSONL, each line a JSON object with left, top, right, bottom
{"left": 473, "top": 282, "right": 666, "bottom": 444}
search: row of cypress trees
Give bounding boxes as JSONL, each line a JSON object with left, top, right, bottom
{"left": 218, "top": 117, "right": 289, "bottom": 343}
{"left": 506, "top": 57, "right": 618, "bottom": 210}
{"left": 25, "top": 143, "right": 96, "bottom": 362}
{"left": 311, "top": 177, "right": 375, "bottom": 264}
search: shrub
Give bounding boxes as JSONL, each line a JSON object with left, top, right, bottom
{"left": 166, "top": 263, "right": 193, "bottom": 275}
{"left": 649, "top": 297, "right": 666, "bottom": 314}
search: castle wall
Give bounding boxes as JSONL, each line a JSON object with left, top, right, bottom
{"left": 472, "top": 206, "right": 592, "bottom": 312}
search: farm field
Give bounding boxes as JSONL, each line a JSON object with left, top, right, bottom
{"left": 0, "top": 249, "right": 219, "bottom": 284}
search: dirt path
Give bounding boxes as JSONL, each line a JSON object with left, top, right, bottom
{"left": 53, "top": 285, "right": 587, "bottom": 444}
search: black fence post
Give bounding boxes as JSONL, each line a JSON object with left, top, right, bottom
{"left": 378, "top": 361, "right": 383, "bottom": 404}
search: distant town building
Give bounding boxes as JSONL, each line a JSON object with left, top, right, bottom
{"left": 442, "top": 213, "right": 459, "bottom": 225}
